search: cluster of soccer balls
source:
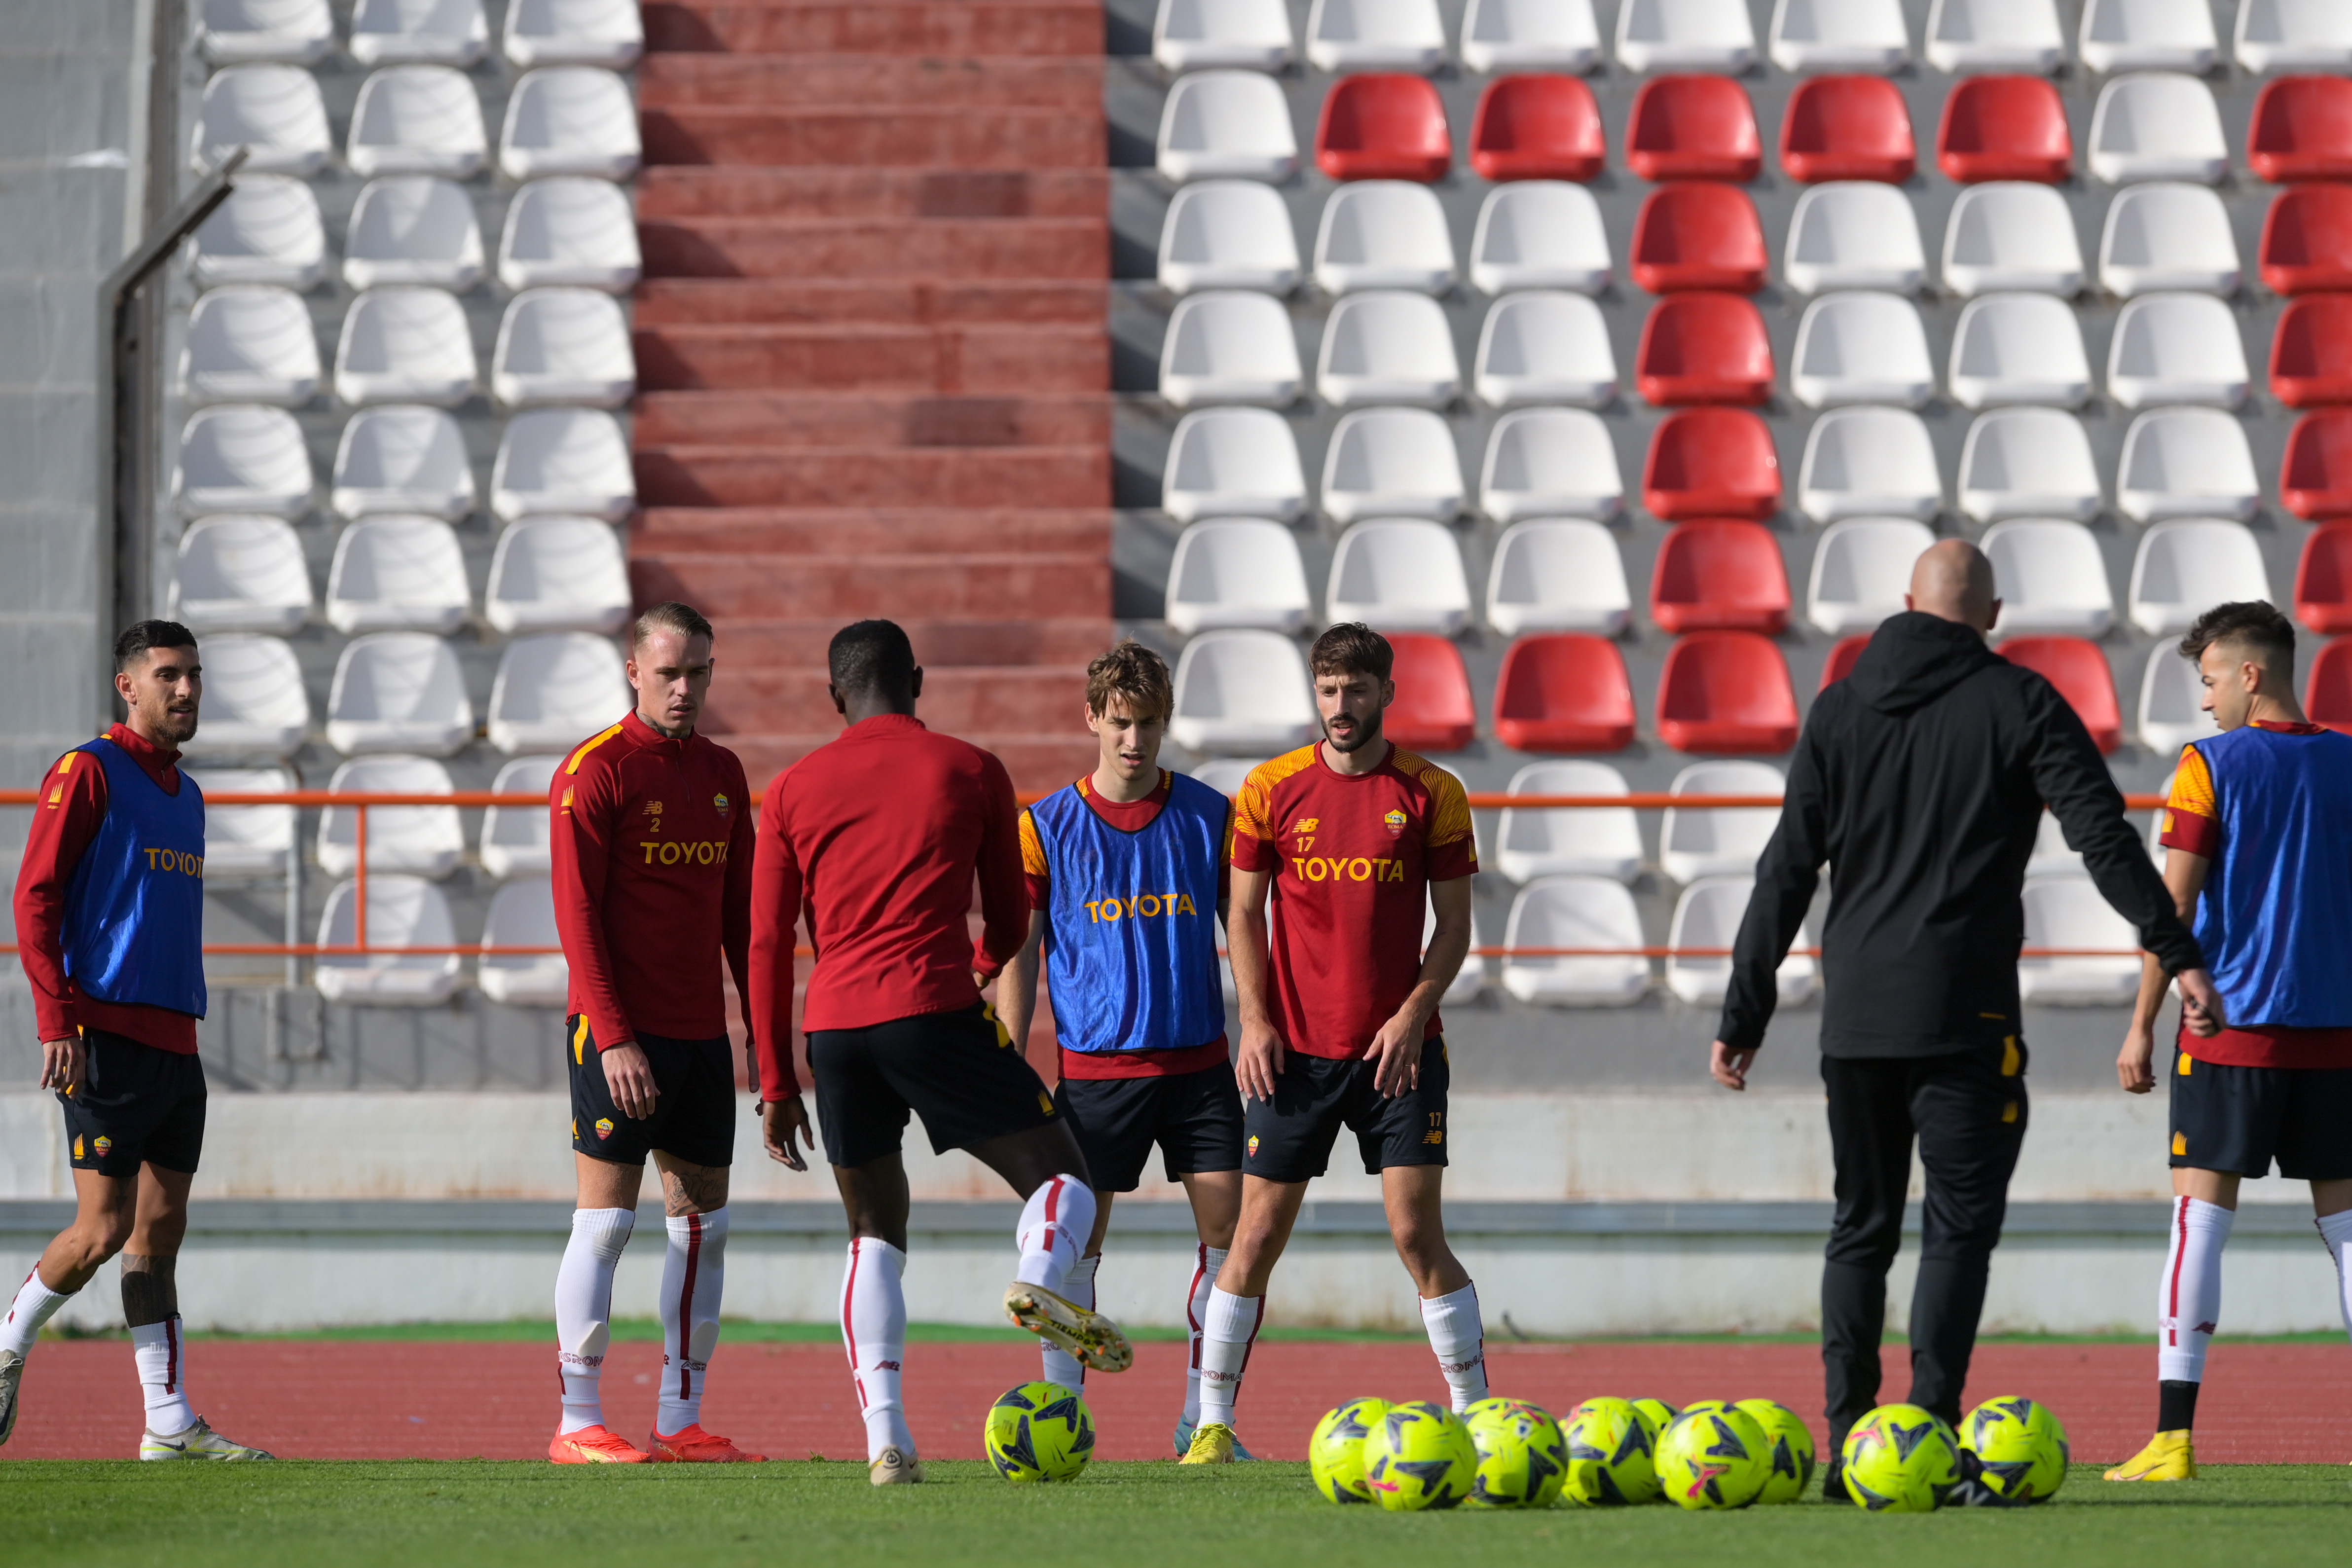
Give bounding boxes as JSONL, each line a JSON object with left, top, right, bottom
{"left": 1309, "top": 1393, "right": 2070, "bottom": 1512}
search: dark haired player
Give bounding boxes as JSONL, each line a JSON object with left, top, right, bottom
{"left": 2, "top": 621, "right": 269, "bottom": 1459}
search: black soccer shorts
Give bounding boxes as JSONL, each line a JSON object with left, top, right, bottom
{"left": 567, "top": 1016, "right": 737, "bottom": 1168}
{"left": 60, "top": 1030, "right": 207, "bottom": 1177}
{"left": 1055, "top": 1057, "right": 1245, "bottom": 1192}
{"left": 1241, "top": 1036, "right": 1450, "bottom": 1183}
{"left": 2169, "top": 1046, "right": 2352, "bottom": 1181}
{"left": 808, "top": 1002, "right": 1061, "bottom": 1169}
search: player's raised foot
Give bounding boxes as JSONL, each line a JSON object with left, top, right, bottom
{"left": 2104, "top": 1430, "right": 2195, "bottom": 1482}
{"left": 869, "top": 1447, "right": 926, "bottom": 1485}
{"left": 1179, "top": 1422, "right": 1237, "bottom": 1465}
{"left": 649, "top": 1424, "right": 765, "bottom": 1462}
{"left": 0, "top": 1348, "right": 23, "bottom": 1449}
{"left": 1172, "top": 1418, "right": 1255, "bottom": 1460}
{"left": 141, "top": 1417, "right": 273, "bottom": 1461}
{"left": 1002, "top": 1282, "right": 1134, "bottom": 1375}
{"left": 548, "top": 1424, "right": 649, "bottom": 1464}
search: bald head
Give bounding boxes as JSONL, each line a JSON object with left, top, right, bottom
{"left": 1907, "top": 539, "right": 1999, "bottom": 631}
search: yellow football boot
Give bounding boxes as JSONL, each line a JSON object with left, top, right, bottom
{"left": 1179, "top": 1422, "right": 1236, "bottom": 1464}
{"left": 2104, "top": 1429, "right": 2195, "bottom": 1482}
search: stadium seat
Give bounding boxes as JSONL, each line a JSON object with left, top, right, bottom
{"left": 505, "top": 0, "right": 645, "bottom": 68}
{"left": 1164, "top": 517, "right": 1312, "bottom": 632}
{"left": 2282, "top": 409, "right": 2352, "bottom": 519}
{"left": 486, "top": 516, "right": 631, "bottom": 635}
{"left": 1380, "top": 633, "right": 1476, "bottom": 750}
{"left": 326, "top": 515, "right": 471, "bottom": 634}
{"left": 175, "top": 405, "right": 312, "bottom": 518}
{"left": 2236, "top": 0, "right": 2352, "bottom": 74}
{"left": 169, "top": 514, "right": 312, "bottom": 635}
{"left": 1770, "top": 0, "right": 1910, "bottom": 73}
{"left": 1186, "top": 758, "right": 1264, "bottom": 797}
{"left": 1325, "top": 519, "right": 1473, "bottom": 634}
{"left": 2259, "top": 184, "right": 2352, "bottom": 294}
{"left": 2248, "top": 75, "right": 2352, "bottom": 182}
{"left": 1314, "top": 182, "right": 1456, "bottom": 295}
{"left": 1154, "top": 0, "right": 1295, "bottom": 71}
{"left": 1660, "top": 759, "right": 1786, "bottom": 880}
{"left": 196, "top": 0, "right": 333, "bottom": 65}
{"left": 351, "top": 0, "right": 487, "bottom": 65}
{"left": 1790, "top": 291, "right": 1933, "bottom": 408}
{"left": 1169, "top": 629, "right": 1318, "bottom": 754}
{"left": 1494, "top": 633, "right": 1638, "bottom": 752}
{"left": 2079, "top": 0, "right": 2217, "bottom": 73}
{"left": 493, "top": 289, "right": 635, "bottom": 408}
{"left": 1650, "top": 521, "right": 1791, "bottom": 636}
{"left": 1630, "top": 183, "right": 1767, "bottom": 294}
{"left": 2089, "top": 72, "right": 2229, "bottom": 186}
{"left": 1949, "top": 292, "right": 2091, "bottom": 408}
{"left": 314, "top": 875, "right": 462, "bottom": 1006}
{"left": 1442, "top": 900, "right": 1491, "bottom": 998}
{"left": 333, "top": 405, "right": 475, "bottom": 520}
{"left": 2138, "top": 644, "right": 2222, "bottom": 755}
{"left": 1927, "top": 0, "right": 2065, "bottom": 73}
{"left": 190, "top": 64, "right": 331, "bottom": 175}
{"left": 1163, "top": 407, "right": 1307, "bottom": 523}
{"left": 2312, "top": 637, "right": 2352, "bottom": 733}
{"left": 1984, "top": 520, "right": 2114, "bottom": 638}
{"left": 1783, "top": 181, "right": 1926, "bottom": 293}
{"left": 1461, "top": 0, "right": 1602, "bottom": 72}
{"left": 2001, "top": 637, "right": 2122, "bottom": 752}
{"left": 1667, "top": 876, "right": 1815, "bottom": 1006}
{"left": 1957, "top": 406, "right": 2101, "bottom": 522}
{"left": 191, "top": 175, "right": 325, "bottom": 290}
{"left": 1305, "top": 0, "right": 1446, "bottom": 72}
{"left": 1778, "top": 74, "right": 1915, "bottom": 183}
{"left": 1494, "top": 760, "right": 1641, "bottom": 882}
{"left": 1937, "top": 76, "right": 2072, "bottom": 183}
{"left": 184, "top": 766, "right": 295, "bottom": 878}
{"left": 316, "top": 755, "right": 464, "bottom": 878}
{"left": 1656, "top": 633, "right": 1800, "bottom": 754}
{"left": 343, "top": 177, "right": 485, "bottom": 292}
{"left": 1158, "top": 71, "right": 1299, "bottom": 183}
{"left": 1469, "top": 73, "right": 1605, "bottom": 182}
{"left": 181, "top": 286, "right": 321, "bottom": 407}
{"left": 336, "top": 288, "right": 475, "bottom": 408}
{"left": 489, "top": 411, "right": 634, "bottom": 524}
{"left": 1797, "top": 404, "right": 1942, "bottom": 522}
{"left": 1469, "top": 182, "right": 1612, "bottom": 294}
{"left": 488, "top": 633, "right": 630, "bottom": 755}
{"left": 327, "top": 631, "right": 474, "bottom": 755}
{"left": 1159, "top": 181, "right": 1302, "bottom": 295}
{"left": 478, "top": 877, "right": 570, "bottom": 1006}
{"left": 1941, "top": 181, "right": 2085, "bottom": 295}
{"left": 2026, "top": 806, "right": 2088, "bottom": 875}
{"left": 1322, "top": 406, "right": 1464, "bottom": 521}
{"left": 347, "top": 66, "right": 487, "bottom": 179}
{"left": 1500, "top": 876, "right": 1650, "bottom": 1005}
{"left": 1643, "top": 407, "right": 1781, "bottom": 521}
{"left": 2296, "top": 522, "right": 2352, "bottom": 631}
{"left": 1626, "top": 75, "right": 1760, "bottom": 182}
{"left": 2129, "top": 519, "right": 2272, "bottom": 636}
{"left": 1316, "top": 74, "right": 1452, "bottom": 182}
{"left": 1807, "top": 516, "right": 1937, "bottom": 635}
{"left": 1479, "top": 406, "right": 1623, "bottom": 521}
{"left": 1159, "top": 291, "right": 1302, "bottom": 408}
{"left": 1316, "top": 291, "right": 1460, "bottom": 407}
{"left": 2115, "top": 405, "right": 2261, "bottom": 522}
{"left": 1634, "top": 291, "right": 1770, "bottom": 406}
{"left": 1615, "top": 0, "right": 1756, "bottom": 73}
{"left": 1480, "top": 290, "right": 1618, "bottom": 407}
{"left": 1486, "top": 518, "right": 1631, "bottom": 634}
{"left": 500, "top": 68, "right": 640, "bottom": 181}
{"left": 2018, "top": 873, "right": 2140, "bottom": 1001}
{"left": 2271, "top": 295, "right": 2352, "bottom": 407}
{"left": 2098, "top": 182, "right": 2242, "bottom": 297}
{"left": 498, "top": 177, "right": 641, "bottom": 293}
{"left": 1820, "top": 634, "right": 1868, "bottom": 688}
{"left": 2107, "top": 292, "right": 2249, "bottom": 409}
{"left": 479, "top": 754, "right": 563, "bottom": 878}
{"left": 179, "top": 633, "right": 308, "bottom": 761}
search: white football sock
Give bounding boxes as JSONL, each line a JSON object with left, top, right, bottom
{"left": 2157, "top": 1197, "right": 2233, "bottom": 1384}
{"left": 131, "top": 1315, "right": 194, "bottom": 1436}
{"left": 843, "top": 1236, "right": 913, "bottom": 1460}
{"left": 1421, "top": 1282, "right": 1488, "bottom": 1412}
{"left": 657, "top": 1207, "right": 728, "bottom": 1437}
{"left": 1040, "top": 1253, "right": 1098, "bottom": 1390}
{"left": 1014, "top": 1174, "right": 1095, "bottom": 1293}
{"left": 554, "top": 1207, "right": 634, "bottom": 1434}
{"left": 1196, "top": 1286, "right": 1261, "bottom": 1431}
{"left": 2316, "top": 1208, "right": 2352, "bottom": 1346}
{"left": 1183, "top": 1243, "right": 1226, "bottom": 1427}
{"left": 1, "top": 1266, "right": 74, "bottom": 1357}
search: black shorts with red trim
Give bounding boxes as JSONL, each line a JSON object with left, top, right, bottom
{"left": 1241, "top": 1036, "right": 1449, "bottom": 1183}
{"left": 808, "top": 1002, "right": 1059, "bottom": 1169}
{"left": 1054, "top": 1057, "right": 1244, "bottom": 1192}
{"left": 60, "top": 1030, "right": 206, "bottom": 1176}
{"left": 568, "top": 1016, "right": 736, "bottom": 1167}
{"left": 2168, "top": 1045, "right": 2352, "bottom": 1181}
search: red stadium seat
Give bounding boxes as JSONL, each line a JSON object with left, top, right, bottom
{"left": 1493, "top": 634, "right": 1636, "bottom": 752}
{"left": 1316, "top": 74, "right": 1452, "bottom": 182}
{"left": 1936, "top": 75, "right": 2072, "bottom": 184}
{"left": 1779, "top": 75, "right": 1915, "bottom": 184}
{"left": 2000, "top": 637, "right": 2121, "bottom": 755}
{"left": 1383, "top": 632, "right": 1476, "bottom": 751}
{"left": 2282, "top": 410, "right": 2352, "bottom": 520}
{"left": 2260, "top": 186, "right": 2352, "bottom": 295}
{"left": 1635, "top": 292, "right": 1773, "bottom": 406}
{"left": 2248, "top": 76, "right": 2352, "bottom": 184}
{"left": 1470, "top": 74, "right": 1604, "bottom": 182}
{"left": 2295, "top": 522, "right": 2352, "bottom": 634}
{"left": 1643, "top": 407, "right": 1781, "bottom": 521}
{"left": 1819, "top": 635, "right": 1868, "bottom": 690}
{"left": 1626, "top": 74, "right": 1760, "bottom": 182}
{"left": 2270, "top": 295, "right": 2352, "bottom": 407}
{"left": 2306, "top": 637, "right": 2352, "bottom": 737}
{"left": 1656, "top": 631, "right": 1799, "bottom": 755}
{"left": 1630, "top": 183, "right": 1767, "bottom": 294}
{"left": 1650, "top": 520, "right": 1790, "bottom": 635}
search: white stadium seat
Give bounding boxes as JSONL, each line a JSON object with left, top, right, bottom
{"left": 1322, "top": 406, "right": 1464, "bottom": 523}
{"left": 1984, "top": 518, "right": 2115, "bottom": 637}
{"left": 1157, "top": 71, "right": 1298, "bottom": 184}
{"left": 1315, "top": 182, "right": 1455, "bottom": 296}
{"left": 2018, "top": 873, "right": 2140, "bottom": 1003}
{"left": 1769, "top": 0, "right": 1910, "bottom": 73}
{"left": 1950, "top": 292, "right": 2092, "bottom": 408}
{"left": 314, "top": 875, "right": 460, "bottom": 1006}
{"left": 2106, "top": 292, "right": 2249, "bottom": 409}
{"left": 1797, "top": 404, "right": 1941, "bottom": 523}
{"left": 175, "top": 404, "right": 312, "bottom": 518}
{"left": 1187, "top": 758, "right": 1266, "bottom": 797}
{"left": 1324, "top": 518, "right": 1472, "bottom": 634}
{"left": 184, "top": 766, "right": 296, "bottom": 878}
{"left": 181, "top": 286, "right": 321, "bottom": 407}
{"left": 1784, "top": 182, "right": 1927, "bottom": 295}
{"left": 492, "top": 289, "right": 635, "bottom": 408}
{"left": 499, "top": 178, "right": 641, "bottom": 293}
{"left": 491, "top": 407, "right": 635, "bottom": 522}
{"left": 1485, "top": 518, "right": 1630, "bottom": 635}
{"left": 326, "top": 517, "right": 471, "bottom": 635}
{"left": 501, "top": 68, "right": 641, "bottom": 181}
{"left": 485, "top": 516, "right": 631, "bottom": 634}
{"left": 1429, "top": 902, "right": 1486, "bottom": 1004}
{"left": 170, "top": 514, "right": 312, "bottom": 635}
{"left": 191, "top": 64, "right": 331, "bottom": 175}
{"left": 1942, "top": 183, "right": 2085, "bottom": 297}
{"left": 1154, "top": 0, "right": 1295, "bottom": 72}
{"left": 179, "top": 633, "right": 308, "bottom": 761}
{"left": 479, "top": 877, "right": 571, "bottom": 1006}
{"left": 2138, "top": 645, "right": 2221, "bottom": 755}
{"left": 1667, "top": 876, "right": 1814, "bottom": 1006}
{"left": 336, "top": 288, "right": 476, "bottom": 408}
{"left": 1474, "top": 291, "right": 1616, "bottom": 409}
{"left": 2128, "top": 519, "right": 2271, "bottom": 636}
{"left": 1791, "top": 291, "right": 1934, "bottom": 409}
{"left": 504, "top": 0, "right": 646, "bottom": 68}
{"left": 316, "top": 754, "right": 464, "bottom": 878}
{"left": 488, "top": 633, "right": 629, "bottom": 754}
{"left": 1461, "top": 0, "right": 1602, "bottom": 72}
{"left": 2115, "top": 406, "right": 2260, "bottom": 523}
{"left": 1163, "top": 407, "right": 1307, "bottom": 524}
{"left": 332, "top": 405, "right": 477, "bottom": 521}
{"left": 1957, "top": 407, "right": 2101, "bottom": 523}
{"left": 1806, "top": 517, "right": 1937, "bottom": 635}
{"left": 195, "top": 0, "right": 334, "bottom": 65}
{"left": 350, "top": 0, "right": 488, "bottom": 65}
{"left": 1165, "top": 517, "right": 1311, "bottom": 634}
{"left": 191, "top": 175, "right": 325, "bottom": 290}
{"left": 2089, "top": 73, "right": 2228, "bottom": 184}
{"left": 1479, "top": 407, "right": 1623, "bottom": 523}
{"left": 1495, "top": 761, "right": 1641, "bottom": 884}
{"left": 2080, "top": 0, "right": 2217, "bottom": 73}
{"left": 479, "top": 754, "right": 564, "bottom": 878}
{"left": 2098, "top": 182, "right": 2241, "bottom": 297}
{"left": 1170, "top": 629, "right": 1317, "bottom": 755}
{"left": 325, "top": 630, "right": 474, "bottom": 756}
{"left": 1158, "top": 291, "right": 1302, "bottom": 409}
{"left": 348, "top": 66, "right": 488, "bottom": 179}
{"left": 1926, "top": 0, "right": 2064, "bottom": 73}
{"left": 1501, "top": 875, "right": 1649, "bottom": 1006}
{"left": 1470, "top": 182, "right": 1612, "bottom": 296}
{"left": 1317, "top": 291, "right": 1460, "bottom": 408}
{"left": 1305, "top": 0, "right": 1446, "bottom": 72}
{"left": 2235, "top": 0, "right": 2352, "bottom": 74}
{"left": 1158, "top": 181, "right": 1300, "bottom": 296}
{"left": 1660, "top": 761, "right": 1785, "bottom": 884}
{"left": 344, "top": 177, "right": 485, "bottom": 292}
{"left": 1616, "top": 0, "right": 1757, "bottom": 73}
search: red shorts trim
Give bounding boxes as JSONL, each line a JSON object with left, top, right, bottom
{"left": 1058, "top": 1038, "right": 1229, "bottom": 1080}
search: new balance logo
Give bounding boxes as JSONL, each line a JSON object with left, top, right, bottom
{"left": 879, "top": 1359, "right": 901, "bottom": 1372}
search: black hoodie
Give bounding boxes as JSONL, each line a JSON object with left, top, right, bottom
{"left": 1717, "top": 612, "right": 2203, "bottom": 1057}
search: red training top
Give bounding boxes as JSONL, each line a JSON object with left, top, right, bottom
{"left": 550, "top": 710, "right": 756, "bottom": 1053}
{"left": 12, "top": 723, "right": 200, "bottom": 1055}
{"left": 750, "top": 714, "right": 1027, "bottom": 1101}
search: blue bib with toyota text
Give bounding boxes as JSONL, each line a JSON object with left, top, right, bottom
{"left": 61, "top": 737, "right": 207, "bottom": 1017}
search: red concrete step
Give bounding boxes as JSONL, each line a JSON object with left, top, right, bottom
{"left": 632, "top": 552, "right": 1109, "bottom": 618}
{"left": 638, "top": 54, "right": 1101, "bottom": 110}
{"left": 640, "top": 217, "right": 1105, "bottom": 281}
{"left": 709, "top": 664, "right": 1090, "bottom": 734}
{"left": 643, "top": 108, "right": 1101, "bottom": 169}
{"left": 704, "top": 617, "right": 1114, "bottom": 668}
{"left": 634, "top": 445, "right": 1107, "bottom": 508}
{"left": 632, "top": 279, "right": 1102, "bottom": 327}
{"left": 632, "top": 392, "right": 1109, "bottom": 449}
{"left": 634, "top": 322, "right": 1104, "bottom": 393}
{"left": 635, "top": 167, "right": 1104, "bottom": 220}
{"left": 726, "top": 732, "right": 1101, "bottom": 797}
{"left": 635, "top": 506, "right": 1108, "bottom": 555}
{"left": 645, "top": 1, "right": 1103, "bottom": 57}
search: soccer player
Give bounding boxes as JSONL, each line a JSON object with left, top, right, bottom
{"left": 750, "top": 620, "right": 1128, "bottom": 1485}
{"left": 546, "top": 601, "right": 776, "bottom": 1465}
{"left": 1190, "top": 623, "right": 1482, "bottom": 1464}
{"left": 995, "top": 641, "right": 1250, "bottom": 1457}
{"left": 2107, "top": 601, "right": 2352, "bottom": 1483}
{"left": 1, "top": 621, "right": 269, "bottom": 1459}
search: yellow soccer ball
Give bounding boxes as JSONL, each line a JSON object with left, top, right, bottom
{"left": 1960, "top": 1396, "right": 2069, "bottom": 1503}
{"left": 1560, "top": 1396, "right": 1662, "bottom": 1505}
{"left": 985, "top": 1382, "right": 1094, "bottom": 1483}
{"left": 1627, "top": 1397, "right": 1679, "bottom": 1441}
{"left": 1841, "top": 1403, "right": 1963, "bottom": 1512}
{"left": 1735, "top": 1398, "right": 1816, "bottom": 1504}
{"left": 1463, "top": 1397, "right": 1567, "bottom": 1509}
{"left": 1308, "top": 1397, "right": 1391, "bottom": 1504}
{"left": 1361, "top": 1400, "right": 1477, "bottom": 1511}
{"left": 1655, "top": 1404, "right": 1771, "bottom": 1509}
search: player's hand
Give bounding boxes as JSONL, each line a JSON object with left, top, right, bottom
{"left": 2116, "top": 1027, "right": 2157, "bottom": 1095}
{"left": 600, "top": 1041, "right": 659, "bottom": 1120}
{"left": 761, "top": 1096, "right": 813, "bottom": 1172}
{"left": 39, "top": 1036, "right": 84, "bottom": 1094}
{"left": 1367, "top": 1014, "right": 1423, "bottom": 1098}
{"left": 2176, "top": 967, "right": 2226, "bottom": 1038}
{"left": 1234, "top": 1021, "right": 1285, "bottom": 1101}
{"left": 1710, "top": 1041, "right": 1754, "bottom": 1092}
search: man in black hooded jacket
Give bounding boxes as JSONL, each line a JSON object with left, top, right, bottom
{"left": 1709, "top": 540, "right": 2223, "bottom": 1495}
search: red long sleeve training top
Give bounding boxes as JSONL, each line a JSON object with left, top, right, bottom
{"left": 749, "top": 714, "right": 1028, "bottom": 1101}
{"left": 550, "top": 711, "right": 756, "bottom": 1052}
{"left": 12, "top": 724, "right": 199, "bottom": 1054}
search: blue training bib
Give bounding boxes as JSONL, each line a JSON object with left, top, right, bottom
{"left": 60, "top": 737, "right": 207, "bottom": 1017}
{"left": 2190, "top": 725, "right": 2352, "bottom": 1029}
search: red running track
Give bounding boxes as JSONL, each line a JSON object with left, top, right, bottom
{"left": 5, "top": 1339, "right": 2347, "bottom": 1464}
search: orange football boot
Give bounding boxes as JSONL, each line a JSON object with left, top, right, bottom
{"left": 649, "top": 1423, "right": 767, "bottom": 1462}
{"left": 549, "top": 1424, "right": 649, "bottom": 1463}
